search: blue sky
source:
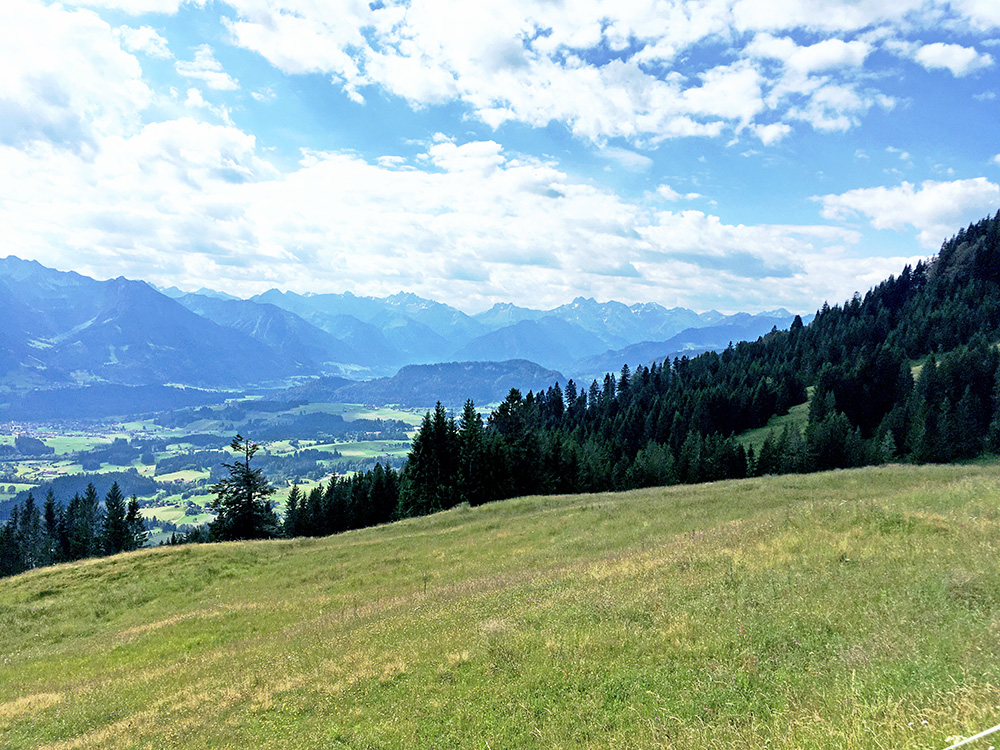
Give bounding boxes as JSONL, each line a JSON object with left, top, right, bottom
{"left": 2, "top": 0, "right": 999, "bottom": 314}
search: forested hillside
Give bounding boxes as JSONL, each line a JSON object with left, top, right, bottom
{"left": 393, "top": 211, "right": 1000, "bottom": 519}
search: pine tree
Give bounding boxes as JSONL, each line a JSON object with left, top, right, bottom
{"left": 66, "top": 484, "right": 101, "bottom": 560}
{"left": 124, "top": 496, "right": 147, "bottom": 551}
{"left": 457, "top": 399, "right": 486, "bottom": 505}
{"left": 41, "top": 490, "right": 61, "bottom": 566}
{"left": 101, "top": 482, "right": 128, "bottom": 555}
{"left": 283, "top": 484, "right": 303, "bottom": 538}
{"left": 208, "top": 434, "right": 278, "bottom": 541}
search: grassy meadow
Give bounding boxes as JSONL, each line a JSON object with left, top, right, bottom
{"left": 3, "top": 462, "right": 1000, "bottom": 748}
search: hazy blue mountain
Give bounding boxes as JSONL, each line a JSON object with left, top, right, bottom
{"left": 155, "top": 284, "right": 239, "bottom": 301}
{"left": 331, "top": 360, "right": 565, "bottom": 408}
{"left": 454, "top": 317, "right": 610, "bottom": 371}
{"left": 379, "top": 292, "right": 487, "bottom": 343}
{"left": 572, "top": 311, "right": 805, "bottom": 382}
{"left": 0, "top": 384, "right": 232, "bottom": 420}
{"left": 0, "top": 256, "right": 295, "bottom": 388}
{"left": 176, "top": 293, "right": 361, "bottom": 373}
{"left": 255, "top": 289, "right": 482, "bottom": 361}
{"left": 0, "top": 255, "right": 810, "bottom": 409}
{"left": 547, "top": 297, "right": 705, "bottom": 347}
{"left": 472, "top": 302, "right": 545, "bottom": 330}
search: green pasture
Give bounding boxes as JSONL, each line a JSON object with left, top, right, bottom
{"left": 156, "top": 469, "right": 211, "bottom": 483}
{"left": 330, "top": 440, "right": 411, "bottom": 459}
{"left": 3, "top": 462, "right": 1000, "bottom": 748}
{"left": 142, "top": 504, "right": 215, "bottom": 525}
{"left": 290, "top": 402, "right": 424, "bottom": 426}
{"left": 736, "top": 400, "right": 810, "bottom": 450}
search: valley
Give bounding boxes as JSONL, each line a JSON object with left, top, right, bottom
{"left": 0, "top": 399, "right": 423, "bottom": 544}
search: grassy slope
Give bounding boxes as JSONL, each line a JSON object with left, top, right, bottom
{"left": 3, "top": 463, "right": 1000, "bottom": 749}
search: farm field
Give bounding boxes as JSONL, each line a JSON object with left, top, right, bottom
{"left": 2, "top": 461, "right": 1000, "bottom": 748}
{"left": 0, "top": 401, "right": 425, "bottom": 536}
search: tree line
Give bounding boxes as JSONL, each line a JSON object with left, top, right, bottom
{"left": 0, "top": 482, "right": 146, "bottom": 577}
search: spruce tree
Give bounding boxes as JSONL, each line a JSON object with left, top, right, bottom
{"left": 283, "top": 484, "right": 303, "bottom": 538}
{"left": 208, "top": 435, "right": 278, "bottom": 541}
{"left": 101, "top": 482, "right": 128, "bottom": 555}
{"left": 124, "top": 496, "right": 147, "bottom": 551}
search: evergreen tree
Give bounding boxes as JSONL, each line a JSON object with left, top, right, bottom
{"left": 457, "top": 399, "right": 487, "bottom": 505}
{"left": 124, "top": 496, "right": 147, "bottom": 551}
{"left": 283, "top": 484, "right": 303, "bottom": 537}
{"left": 399, "top": 403, "right": 460, "bottom": 517}
{"left": 208, "top": 434, "right": 279, "bottom": 541}
{"left": 101, "top": 482, "right": 128, "bottom": 555}
{"left": 41, "top": 490, "right": 61, "bottom": 566}
{"left": 66, "top": 484, "right": 101, "bottom": 560}
{"left": 19, "top": 494, "right": 42, "bottom": 571}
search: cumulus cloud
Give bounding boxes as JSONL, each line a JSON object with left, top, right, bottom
{"left": 913, "top": 42, "right": 993, "bottom": 75}
{"left": 175, "top": 45, "right": 240, "bottom": 90}
{"left": 70, "top": 0, "right": 201, "bottom": 13}
{"left": 0, "top": 0, "right": 151, "bottom": 148}
{"left": 0, "top": 97, "right": 892, "bottom": 313}
{"left": 817, "top": 178, "right": 1000, "bottom": 248}
{"left": 207, "top": 0, "right": 1000, "bottom": 147}
{"left": 214, "top": 0, "right": 870, "bottom": 144}
{"left": 602, "top": 146, "right": 654, "bottom": 172}
{"left": 115, "top": 25, "right": 172, "bottom": 59}
{"left": 747, "top": 33, "right": 871, "bottom": 74}
{"left": 753, "top": 122, "right": 792, "bottom": 144}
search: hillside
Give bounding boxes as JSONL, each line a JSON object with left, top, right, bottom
{"left": 3, "top": 462, "right": 1000, "bottom": 749}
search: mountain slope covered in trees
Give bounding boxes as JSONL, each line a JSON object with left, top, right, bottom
{"left": 391, "top": 212, "right": 1000, "bottom": 520}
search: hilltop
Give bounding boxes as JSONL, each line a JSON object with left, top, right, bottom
{"left": 2, "top": 462, "right": 1000, "bottom": 748}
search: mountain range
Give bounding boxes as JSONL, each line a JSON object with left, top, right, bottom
{"left": 0, "top": 255, "right": 806, "bottom": 400}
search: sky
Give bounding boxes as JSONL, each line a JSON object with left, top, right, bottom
{"left": 2, "top": 1, "right": 999, "bottom": 314}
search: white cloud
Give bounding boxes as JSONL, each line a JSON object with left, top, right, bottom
{"left": 184, "top": 87, "right": 233, "bottom": 124}
{"left": 753, "top": 122, "right": 792, "bottom": 145}
{"left": 817, "top": 178, "right": 1000, "bottom": 247}
{"left": 732, "top": 0, "right": 928, "bottom": 33}
{"left": 913, "top": 42, "right": 993, "bottom": 76}
{"left": 992, "top": 154, "right": 1000, "bottom": 166}
{"left": 210, "top": 0, "right": 1000, "bottom": 146}
{"left": 175, "top": 45, "right": 240, "bottom": 90}
{"left": 747, "top": 33, "right": 870, "bottom": 73}
{"left": 0, "top": 0, "right": 151, "bottom": 148}
{"left": 0, "top": 106, "right": 887, "bottom": 313}
{"left": 115, "top": 25, "right": 172, "bottom": 59}
{"left": 251, "top": 87, "right": 276, "bottom": 103}
{"left": 602, "top": 146, "right": 654, "bottom": 172}
{"left": 69, "top": 0, "right": 201, "bottom": 13}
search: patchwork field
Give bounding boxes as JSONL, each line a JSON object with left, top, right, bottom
{"left": 3, "top": 462, "right": 1000, "bottom": 748}
{"left": 0, "top": 401, "right": 425, "bottom": 534}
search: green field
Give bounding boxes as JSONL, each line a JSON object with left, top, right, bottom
{"left": 315, "top": 440, "right": 410, "bottom": 459}
{"left": 737, "top": 400, "right": 811, "bottom": 450}
{"left": 3, "top": 462, "right": 1000, "bottom": 748}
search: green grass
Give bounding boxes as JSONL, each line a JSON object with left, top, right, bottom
{"left": 316, "top": 440, "right": 410, "bottom": 459}
{"left": 44, "top": 435, "right": 117, "bottom": 455}
{"left": 156, "top": 469, "right": 211, "bottom": 483}
{"left": 289, "top": 403, "right": 424, "bottom": 426}
{"left": 737, "top": 400, "right": 810, "bottom": 450}
{"left": 142, "top": 504, "right": 215, "bottom": 525}
{"left": 736, "top": 386, "right": 814, "bottom": 451}
{"left": 4, "top": 463, "right": 1000, "bottom": 749}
